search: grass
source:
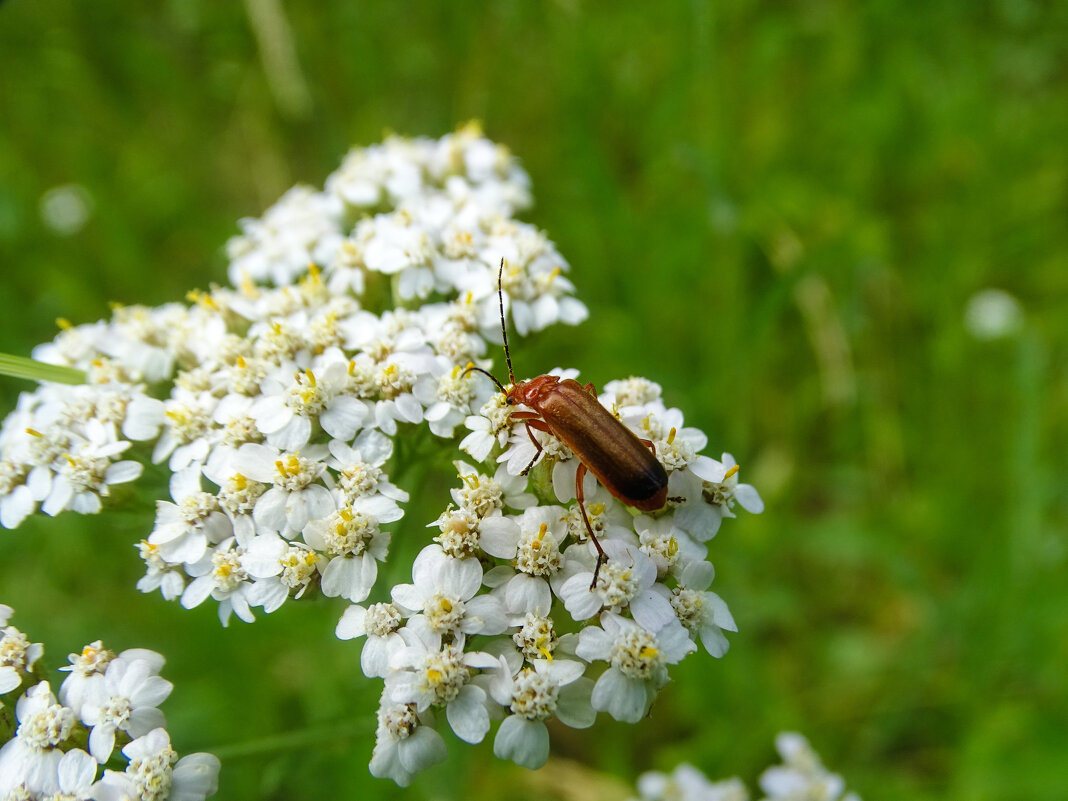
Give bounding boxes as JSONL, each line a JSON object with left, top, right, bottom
{"left": 2, "top": 1, "right": 1067, "bottom": 799}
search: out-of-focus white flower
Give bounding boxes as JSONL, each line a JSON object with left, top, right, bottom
{"left": 40, "top": 183, "right": 94, "bottom": 236}
{"left": 226, "top": 185, "right": 344, "bottom": 287}
{"left": 633, "top": 763, "right": 748, "bottom": 801}
{"left": 964, "top": 288, "right": 1023, "bottom": 340}
{"left": 630, "top": 733, "right": 860, "bottom": 801}
{"left": 759, "top": 732, "right": 859, "bottom": 801}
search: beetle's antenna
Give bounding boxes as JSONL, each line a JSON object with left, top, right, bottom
{"left": 461, "top": 364, "right": 507, "bottom": 395}
{"left": 498, "top": 258, "right": 516, "bottom": 386}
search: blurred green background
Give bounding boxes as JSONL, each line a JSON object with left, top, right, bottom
{"left": 2, "top": 1, "right": 1067, "bottom": 799}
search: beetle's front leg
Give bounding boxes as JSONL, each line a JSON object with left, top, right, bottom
{"left": 511, "top": 411, "right": 550, "bottom": 475}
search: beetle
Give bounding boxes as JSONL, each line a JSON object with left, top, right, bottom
{"left": 464, "top": 259, "right": 669, "bottom": 588}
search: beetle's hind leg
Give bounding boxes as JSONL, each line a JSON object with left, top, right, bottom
{"left": 575, "top": 462, "right": 608, "bottom": 590}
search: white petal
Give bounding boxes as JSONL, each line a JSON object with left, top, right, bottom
{"left": 559, "top": 574, "right": 602, "bottom": 621}
{"left": 320, "top": 397, "right": 367, "bottom": 440}
{"left": 461, "top": 595, "right": 508, "bottom": 635}
{"left": 736, "top": 483, "right": 764, "bottom": 513}
{"left": 335, "top": 605, "right": 367, "bottom": 640}
{"left": 57, "top": 749, "right": 96, "bottom": 792}
{"left": 503, "top": 574, "right": 551, "bottom": 617}
{"left": 705, "top": 591, "right": 737, "bottom": 632}
{"left": 478, "top": 516, "right": 519, "bottom": 559}
{"left": 591, "top": 669, "right": 650, "bottom": 723}
{"left": 89, "top": 722, "right": 117, "bottom": 763}
{"left": 556, "top": 677, "right": 596, "bottom": 729}
{"left": 446, "top": 684, "right": 490, "bottom": 744}
{"left": 493, "top": 715, "right": 549, "bottom": 769}
{"left": 268, "top": 415, "right": 312, "bottom": 451}
{"left": 180, "top": 575, "right": 216, "bottom": 610}
{"left": 630, "top": 591, "right": 677, "bottom": 634}
{"left": 575, "top": 624, "right": 613, "bottom": 662}
{"left": 397, "top": 726, "right": 447, "bottom": 774}
{"left": 700, "top": 625, "right": 731, "bottom": 658}
{"left": 252, "top": 488, "right": 289, "bottom": 532}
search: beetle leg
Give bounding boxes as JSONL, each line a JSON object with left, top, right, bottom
{"left": 638, "top": 437, "right": 657, "bottom": 456}
{"left": 576, "top": 462, "right": 608, "bottom": 590}
{"left": 583, "top": 382, "right": 598, "bottom": 397}
{"left": 514, "top": 416, "right": 551, "bottom": 476}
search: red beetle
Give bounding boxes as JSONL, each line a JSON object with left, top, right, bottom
{"left": 465, "top": 260, "right": 668, "bottom": 587}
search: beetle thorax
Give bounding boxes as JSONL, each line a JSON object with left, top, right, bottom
{"left": 507, "top": 375, "right": 560, "bottom": 408}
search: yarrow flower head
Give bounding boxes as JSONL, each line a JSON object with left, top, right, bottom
{"left": 0, "top": 127, "right": 763, "bottom": 783}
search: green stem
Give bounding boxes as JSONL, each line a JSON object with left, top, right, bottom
{"left": 0, "top": 354, "right": 86, "bottom": 386}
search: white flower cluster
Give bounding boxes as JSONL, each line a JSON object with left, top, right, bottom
{"left": 0, "top": 126, "right": 765, "bottom": 783}
{"left": 0, "top": 125, "right": 587, "bottom": 626}
{"left": 631, "top": 732, "right": 860, "bottom": 801}
{"left": 337, "top": 370, "right": 763, "bottom": 784}
{"left": 0, "top": 604, "right": 220, "bottom": 800}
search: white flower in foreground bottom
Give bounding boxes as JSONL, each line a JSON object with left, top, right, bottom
{"left": 634, "top": 763, "right": 748, "bottom": 801}
{"left": 488, "top": 656, "right": 595, "bottom": 769}
{"left": 94, "top": 727, "right": 221, "bottom": 801}
{"left": 759, "top": 732, "right": 857, "bottom": 801}
{"left": 575, "top": 612, "right": 694, "bottom": 723}
{"left": 0, "top": 681, "right": 73, "bottom": 795}
{"left": 80, "top": 655, "right": 173, "bottom": 763}
{"left": 369, "top": 696, "right": 447, "bottom": 787}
